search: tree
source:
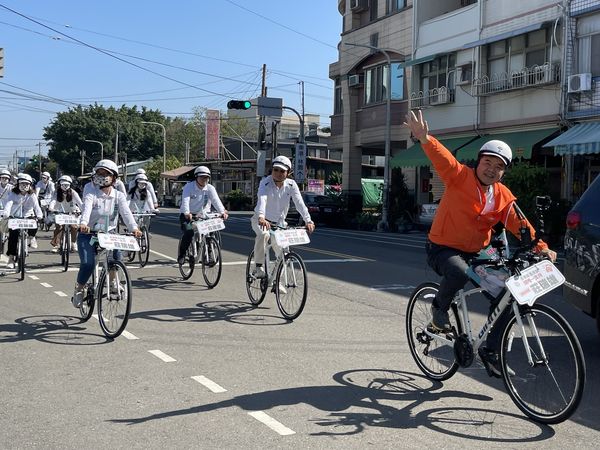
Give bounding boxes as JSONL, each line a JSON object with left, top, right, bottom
{"left": 502, "top": 161, "right": 548, "bottom": 220}
{"left": 144, "top": 155, "right": 182, "bottom": 188}
{"left": 44, "top": 104, "right": 168, "bottom": 175}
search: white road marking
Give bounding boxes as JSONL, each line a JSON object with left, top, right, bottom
{"left": 54, "top": 291, "right": 68, "bottom": 297}
{"left": 40, "top": 282, "right": 53, "bottom": 288}
{"left": 28, "top": 275, "right": 39, "bottom": 280}
{"left": 248, "top": 411, "right": 295, "bottom": 436}
{"left": 148, "top": 349, "right": 176, "bottom": 362}
{"left": 370, "top": 284, "right": 415, "bottom": 291}
{"left": 121, "top": 330, "right": 139, "bottom": 340}
{"left": 149, "top": 249, "right": 177, "bottom": 261}
{"left": 191, "top": 375, "right": 227, "bottom": 393}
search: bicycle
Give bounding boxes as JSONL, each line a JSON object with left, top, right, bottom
{"left": 405, "top": 207, "right": 585, "bottom": 424}
{"left": 7, "top": 217, "right": 37, "bottom": 281}
{"left": 245, "top": 224, "right": 310, "bottom": 321}
{"left": 78, "top": 232, "right": 139, "bottom": 339}
{"left": 38, "top": 198, "right": 52, "bottom": 232}
{"left": 178, "top": 213, "right": 224, "bottom": 288}
{"left": 54, "top": 213, "right": 80, "bottom": 272}
{"left": 125, "top": 211, "right": 155, "bottom": 268}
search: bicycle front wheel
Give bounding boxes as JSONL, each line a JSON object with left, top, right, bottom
{"left": 178, "top": 236, "right": 196, "bottom": 280}
{"left": 406, "top": 282, "right": 461, "bottom": 381}
{"left": 138, "top": 226, "right": 150, "bottom": 268}
{"left": 201, "top": 236, "right": 222, "bottom": 289}
{"left": 18, "top": 232, "right": 26, "bottom": 281}
{"left": 245, "top": 250, "right": 267, "bottom": 306}
{"left": 61, "top": 228, "right": 70, "bottom": 272}
{"left": 500, "top": 303, "right": 586, "bottom": 424}
{"left": 97, "top": 261, "right": 132, "bottom": 339}
{"left": 275, "top": 252, "right": 307, "bottom": 321}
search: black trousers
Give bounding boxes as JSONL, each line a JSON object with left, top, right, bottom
{"left": 7, "top": 228, "right": 38, "bottom": 257}
{"left": 425, "top": 240, "right": 510, "bottom": 352}
{"left": 178, "top": 214, "right": 194, "bottom": 260}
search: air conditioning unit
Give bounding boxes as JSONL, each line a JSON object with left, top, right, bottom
{"left": 350, "top": 0, "right": 367, "bottom": 12}
{"left": 348, "top": 74, "right": 363, "bottom": 87}
{"left": 568, "top": 73, "right": 592, "bottom": 93}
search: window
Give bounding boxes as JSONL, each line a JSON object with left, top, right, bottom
{"left": 370, "top": 0, "right": 378, "bottom": 21}
{"left": 365, "top": 63, "right": 404, "bottom": 104}
{"left": 577, "top": 33, "right": 600, "bottom": 77}
{"left": 334, "top": 78, "right": 343, "bottom": 114}
{"left": 419, "top": 54, "right": 456, "bottom": 92}
{"left": 387, "top": 0, "right": 406, "bottom": 14}
{"left": 486, "top": 28, "right": 552, "bottom": 77}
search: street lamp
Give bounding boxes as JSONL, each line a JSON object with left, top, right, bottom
{"left": 84, "top": 139, "right": 104, "bottom": 160}
{"left": 345, "top": 42, "right": 393, "bottom": 231}
{"left": 141, "top": 121, "right": 166, "bottom": 203}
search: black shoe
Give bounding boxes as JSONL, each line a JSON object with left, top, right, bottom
{"left": 177, "top": 256, "right": 185, "bottom": 265}
{"left": 478, "top": 346, "right": 515, "bottom": 378}
{"left": 428, "top": 305, "right": 452, "bottom": 333}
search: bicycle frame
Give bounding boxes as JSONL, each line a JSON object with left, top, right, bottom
{"left": 262, "top": 231, "right": 291, "bottom": 284}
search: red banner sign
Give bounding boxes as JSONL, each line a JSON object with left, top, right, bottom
{"left": 205, "top": 110, "right": 220, "bottom": 160}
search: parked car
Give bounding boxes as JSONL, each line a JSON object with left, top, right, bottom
{"left": 563, "top": 174, "right": 600, "bottom": 334}
{"left": 418, "top": 201, "right": 439, "bottom": 228}
{"left": 287, "top": 192, "right": 342, "bottom": 226}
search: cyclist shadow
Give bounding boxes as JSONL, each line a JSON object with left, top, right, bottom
{"left": 131, "top": 276, "right": 213, "bottom": 292}
{"left": 109, "top": 368, "right": 554, "bottom": 442}
{"left": 0, "top": 315, "right": 111, "bottom": 345}
{"left": 129, "top": 300, "right": 288, "bottom": 326}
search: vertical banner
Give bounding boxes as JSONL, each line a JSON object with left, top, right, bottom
{"left": 294, "top": 143, "right": 307, "bottom": 183}
{"left": 205, "top": 109, "right": 220, "bottom": 160}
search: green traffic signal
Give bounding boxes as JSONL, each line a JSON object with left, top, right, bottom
{"left": 227, "top": 100, "right": 252, "bottom": 110}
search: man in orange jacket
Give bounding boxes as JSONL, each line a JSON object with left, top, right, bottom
{"left": 404, "top": 110, "right": 557, "bottom": 377}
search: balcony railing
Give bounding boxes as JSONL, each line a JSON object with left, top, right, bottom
{"left": 472, "top": 63, "right": 560, "bottom": 96}
{"left": 409, "top": 86, "right": 455, "bottom": 109}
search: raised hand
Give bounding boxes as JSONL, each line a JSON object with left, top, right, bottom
{"left": 403, "top": 109, "right": 429, "bottom": 143}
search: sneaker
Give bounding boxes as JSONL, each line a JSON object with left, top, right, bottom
{"left": 51, "top": 245, "right": 59, "bottom": 253}
{"left": 252, "top": 266, "right": 266, "bottom": 279}
{"left": 29, "top": 237, "right": 38, "bottom": 249}
{"left": 278, "top": 283, "right": 288, "bottom": 295}
{"left": 478, "top": 346, "right": 515, "bottom": 378}
{"left": 428, "top": 305, "right": 452, "bottom": 333}
{"left": 6, "top": 255, "right": 15, "bottom": 269}
{"left": 72, "top": 243, "right": 78, "bottom": 252}
{"left": 72, "top": 289, "right": 84, "bottom": 308}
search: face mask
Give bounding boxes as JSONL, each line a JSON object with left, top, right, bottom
{"left": 137, "top": 182, "right": 147, "bottom": 190}
{"left": 60, "top": 183, "right": 71, "bottom": 191}
{"left": 42, "top": 178, "right": 49, "bottom": 183}
{"left": 93, "top": 175, "right": 112, "bottom": 187}
{"left": 0, "top": 177, "right": 8, "bottom": 187}
{"left": 19, "top": 183, "right": 30, "bottom": 193}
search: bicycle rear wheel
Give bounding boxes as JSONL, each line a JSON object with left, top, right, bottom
{"left": 201, "top": 236, "right": 222, "bottom": 289}
{"left": 61, "top": 228, "right": 70, "bottom": 272}
{"left": 500, "top": 303, "right": 585, "bottom": 424}
{"left": 178, "top": 236, "right": 196, "bottom": 280}
{"left": 97, "top": 261, "right": 132, "bottom": 339}
{"left": 275, "top": 252, "right": 307, "bottom": 321}
{"left": 406, "top": 282, "right": 461, "bottom": 380}
{"left": 138, "top": 226, "right": 150, "bottom": 268}
{"left": 245, "top": 250, "right": 267, "bottom": 306}
{"left": 18, "top": 232, "right": 26, "bottom": 281}
{"left": 79, "top": 273, "right": 95, "bottom": 322}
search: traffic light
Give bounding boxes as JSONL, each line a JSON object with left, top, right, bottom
{"left": 227, "top": 100, "right": 251, "bottom": 110}
{"left": 0, "top": 48, "right": 4, "bottom": 78}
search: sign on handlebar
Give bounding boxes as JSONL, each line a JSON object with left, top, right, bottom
{"left": 505, "top": 260, "right": 564, "bottom": 306}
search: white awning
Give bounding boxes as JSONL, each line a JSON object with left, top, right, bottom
{"left": 543, "top": 122, "right": 600, "bottom": 155}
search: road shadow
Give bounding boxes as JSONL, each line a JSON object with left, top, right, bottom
{"left": 109, "top": 367, "right": 555, "bottom": 443}
{"left": 130, "top": 300, "right": 289, "bottom": 326}
{"left": 0, "top": 314, "right": 110, "bottom": 345}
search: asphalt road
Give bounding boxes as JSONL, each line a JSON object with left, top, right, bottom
{"left": 1, "top": 208, "right": 599, "bottom": 449}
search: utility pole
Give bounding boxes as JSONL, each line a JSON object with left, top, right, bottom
{"left": 114, "top": 122, "right": 119, "bottom": 163}
{"left": 257, "top": 63, "right": 268, "bottom": 178}
{"left": 38, "top": 142, "right": 42, "bottom": 177}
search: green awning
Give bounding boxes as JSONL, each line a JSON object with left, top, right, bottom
{"left": 391, "top": 136, "right": 479, "bottom": 168}
{"left": 542, "top": 122, "right": 600, "bottom": 155}
{"left": 456, "top": 129, "right": 557, "bottom": 161}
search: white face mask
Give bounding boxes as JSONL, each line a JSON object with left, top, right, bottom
{"left": 60, "top": 183, "right": 71, "bottom": 191}
{"left": 93, "top": 174, "right": 112, "bottom": 187}
{"left": 137, "top": 182, "right": 147, "bottom": 190}
{"left": 18, "top": 183, "right": 30, "bottom": 193}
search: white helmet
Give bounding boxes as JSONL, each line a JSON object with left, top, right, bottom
{"left": 135, "top": 173, "right": 149, "bottom": 182}
{"left": 17, "top": 173, "right": 33, "bottom": 184}
{"left": 478, "top": 140, "right": 512, "bottom": 166}
{"left": 0, "top": 168, "right": 10, "bottom": 178}
{"left": 272, "top": 155, "right": 292, "bottom": 172}
{"left": 194, "top": 166, "right": 211, "bottom": 177}
{"left": 135, "top": 168, "right": 146, "bottom": 175}
{"left": 41, "top": 171, "right": 51, "bottom": 180}
{"left": 57, "top": 175, "right": 73, "bottom": 184}
{"left": 94, "top": 159, "right": 119, "bottom": 176}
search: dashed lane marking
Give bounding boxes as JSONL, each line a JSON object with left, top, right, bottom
{"left": 191, "top": 375, "right": 227, "bottom": 393}
{"left": 148, "top": 349, "right": 176, "bottom": 362}
{"left": 248, "top": 411, "right": 295, "bottom": 436}
{"left": 28, "top": 275, "right": 39, "bottom": 280}
{"left": 40, "top": 282, "right": 53, "bottom": 288}
{"left": 54, "top": 291, "right": 68, "bottom": 297}
{"left": 121, "top": 330, "right": 139, "bottom": 340}
{"left": 370, "top": 284, "right": 415, "bottom": 291}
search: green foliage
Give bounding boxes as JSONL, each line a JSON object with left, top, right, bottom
{"left": 144, "top": 155, "right": 182, "bottom": 187}
{"left": 225, "top": 189, "right": 252, "bottom": 211}
{"left": 328, "top": 170, "right": 342, "bottom": 185}
{"left": 502, "top": 161, "right": 549, "bottom": 220}
{"left": 355, "top": 211, "right": 379, "bottom": 230}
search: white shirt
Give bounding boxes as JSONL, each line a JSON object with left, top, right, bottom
{"left": 179, "top": 181, "right": 225, "bottom": 216}
{"left": 35, "top": 180, "right": 55, "bottom": 199}
{"left": 3, "top": 191, "right": 43, "bottom": 219}
{"left": 128, "top": 189, "right": 155, "bottom": 213}
{"left": 254, "top": 176, "right": 311, "bottom": 224}
{"left": 80, "top": 184, "right": 138, "bottom": 232}
{"left": 49, "top": 189, "right": 83, "bottom": 214}
{"left": 0, "top": 183, "right": 14, "bottom": 209}
{"left": 128, "top": 179, "right": 158, "bottom": 205}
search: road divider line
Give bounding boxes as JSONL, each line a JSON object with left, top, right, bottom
{"left": 148, "top": 349, "right": 176, "bottom": 362}
{"left": 28, "top": 275, "right": 39, "bottom": 280}
{"left": 149, "top": 249, "right": 177, "bottom": 262}
{"left": 40, "top": 282, "right": 53, "bottom": 288}
{"left": 191, "top": 375, "right": 227, "bottom": 393}
{"left": 121, "top": 330, "right": 139, "bottom": 340}
{"left": 54, "top": 291, "right": 68, "bottom": 297}
{"left": 248, "top": 411, "right": 295, "bottom": 436}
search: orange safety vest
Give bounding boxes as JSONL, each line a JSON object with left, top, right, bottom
{"left": 423, "top": 136, "right": 548, "bottom": 254}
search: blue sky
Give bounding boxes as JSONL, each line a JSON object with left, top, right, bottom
{"left": 0, "top": 0, "right": 341, "bottom": 166}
